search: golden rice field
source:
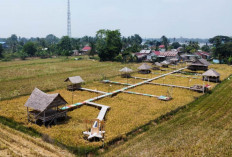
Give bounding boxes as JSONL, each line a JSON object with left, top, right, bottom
{"left": 0, "top": 57, "right": 140, "bottom": 100}
{"left": 0, "top": 58, "right": 231, "bottom": 150}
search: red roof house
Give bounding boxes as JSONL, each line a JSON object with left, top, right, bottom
{"left": 159, "top": 45, "right": 165, "bottom": 48}
{"left": 82, "top": 46, "right": 91, "bottom": 52}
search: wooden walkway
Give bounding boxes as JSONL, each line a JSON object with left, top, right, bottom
{"left": 102, "top": 80, "right": 132, "bottom": 86}
{"left": 153, "top": 73, "right": 201, "bottom": 79}
{"left": 85, "top": 101, "right": 110, "bottom": 121}
{"left": 146, "top": 82, "right": 204, "bottom": 92}
{"left": 131, "top": 76, "right": 149, "bottom": 80}
{"left": 80, "top": 88, "right": 108, "bottom": 94}
{"left": 122, "top": 91, "right": 159, "bottom": 98}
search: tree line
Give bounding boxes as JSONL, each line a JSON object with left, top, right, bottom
{"left": 0, "top": 31, "right": 231, "bottom": 64}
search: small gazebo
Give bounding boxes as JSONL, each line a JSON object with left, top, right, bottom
{"left": 161, "top": 60, "right": 170, "bottom": 68}
{"left": 25, "top": 88, "right": 68, "bottom": 125}
{"left": 119, "top": 67, "right": 133, "bottom": 78}
{"left": 153, "top": 62, "right": 162, "bottom": 70}
{"left": 138, "top": 63, "right": 152, "bottom": 74}
{"left": 170, "top": 58, "right": 179, "bottom": 64}
{"left": 202, "top": 69, "right": 220, "bottom": 82}
{"left": 187, "top": 59, "right": 210, "bottom": 71}
{"left": 65, "top": 76, "right": 84, "bottom": 91}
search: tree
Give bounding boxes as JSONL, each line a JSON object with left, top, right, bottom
{"left": 201, "top": 44, "right": 210, "bottom": 52}
{"left": 18, "top": 51, "right": 28, "bottom": 60}
{"left": 0, "top": 44, "right": 3, "bottom": 58}
{"left": 209, "top": 36, "right": 232, "bottom": 63}
{"left": 218, "top": 42, "right": 232, "bottom": 64}
{"left": 22, "top": 42, "right": 37, "bottom": 56}
{"left": 161, "top": 35, "right": 169, "bottom": 50}
{"left": 6, "top": 34, "right": 18, "bottom": 52}
{"left": 171, "top": 42, "right": 181, "bottom": 49}
{"left": 96, "top": 29, "right": 122, "bottom": 61}
{"left": 133, "top": 34, "right": 142, "bottom": 45}
{"left": 45, "top": 34, "right": 59, "bottom": 45}
{"left": 57, "top": 36, "right": 72, "bottom": 56}
{"left": 71, "top": 38, "right": 80, "bottom": 50}
{"left": 89, "top": 41, "right": 96, "bottom": 56}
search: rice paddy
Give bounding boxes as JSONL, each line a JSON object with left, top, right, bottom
{"left": 0, "top": 58, "right": 231, "bottom": 152}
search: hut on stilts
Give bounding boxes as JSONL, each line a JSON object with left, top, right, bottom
{"left": 64, "top": 76, "right": 84, "bottom": 91}
{"left": 25, "top": 88, "right": 68, "bottom": 125}
{"left": 138, "top": 63, "right": 152, "bottom": 74}
{"left": 119, "top": 67, "right": 133, "bottom": 78}
{"left": 187, "top": 59, "right": 210, "bottom": 71}
{"left": 161, "top": 60, "right": 170, "bottom": 68}
{"left": 153, "top": 62, "right": 162, "bottom": 70}
{"left": 202, "top": 69, "right": 220, "bottom": 82}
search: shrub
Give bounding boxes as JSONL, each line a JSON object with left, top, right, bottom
{"left": 36, "top": 51, "right": 51, "bottom": 59}
{"left": 17, "top": 51, "right": 28, "bottom": 60}
{"left": 114, "top": 54, "right": 123, "bottom": 62}
{"left": 1, "top": 52, "right": 17, "bottom": 61}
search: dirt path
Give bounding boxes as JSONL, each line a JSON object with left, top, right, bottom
{"left": 0, "top": 124, "right": 74, "bottom": 157}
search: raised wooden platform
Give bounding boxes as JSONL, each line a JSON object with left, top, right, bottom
{"left": 28, "top": 109, "right": 67, "bottom": 123}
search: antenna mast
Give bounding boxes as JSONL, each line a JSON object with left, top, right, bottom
{"left": 67, "top": 0, "right": 71, "bottom": 37}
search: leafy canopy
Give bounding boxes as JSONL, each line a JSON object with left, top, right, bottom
{"left": 96, "top": 29, "right": 122, "bottom": 61}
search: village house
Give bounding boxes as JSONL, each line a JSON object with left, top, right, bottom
{"left": 80, "top": 46, "right": 91, "bottom": 54}
{"left": 147, "top": 51, "right": 179, "bottom": 62}
{"left": 135, "top": 49, "right": 152, "bottom": 61}
{"left": 195, "top": 51, "right": 211, "bottom": 60}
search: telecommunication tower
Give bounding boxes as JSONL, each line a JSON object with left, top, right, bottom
{"left": 67, "top": 0, "right": 71, "bottom": 37}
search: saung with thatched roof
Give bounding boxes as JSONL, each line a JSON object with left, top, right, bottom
{"left": 65, "top": 76, "right": 84, "bottom": 91}
{"left": 170, "top": 58, "right": 179, "bottom": 64}
{"left": 155, "top": 62, "right": 162, "bottom": 67}
{"left": 138, "top": 63, "right": 152, "bottom": 74}
{"left": 153, "top": 62, "right": 162, "bottom": 70}
{"left": 25, "top": 88, "right": 67, "bottom": 125}
{"left": 161, "top": 60, "right": 170, "bottom": 68}
{"left": 119, "top": 67, "right": 133, "bottom": 78}
{"left": 187, "top": 59, "right": 210, "bottom": 71}
{"left": 202, "top": 69, "right": 220, "bottom": 82}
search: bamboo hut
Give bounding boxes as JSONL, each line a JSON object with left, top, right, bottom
{"left": 202, "top": 69, "right": 220, "bottom": 82}
{"left": 138, "top": 63, "right": 152, "bottom": 74}
{"left": 187, "top": 59, "right": 210, "bottom": 71}
{"left": 161, "top": 60, "right": 170, "bottom": 68}
{"left": 170, "top": 58, "right": 179, "bottom": 64}
{"left": 119, "top": 67, "right": 133, "bottom": 78}
{"left": 65, "top": 76, "right": 84, "bottom": 91}
{"left": 25, "top": 88, "right": 67, "bottom": 125}
{"left": 153, "top": 62, "right": 162, "bottom": 70}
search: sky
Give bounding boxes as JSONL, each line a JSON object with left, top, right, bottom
{"left": 0, "top": 0, "right": 232, "bottom": 38}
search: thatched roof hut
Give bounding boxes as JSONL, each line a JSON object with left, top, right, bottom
{"left": 65, "top": 76, "right": 84, "bottom": 84}
{"left": 138, "top": 63, "right": 152, "bottom": 74}
{"left": 188, "top": 59, "right": 210, "bottom": 71}
{"left": 202, "top": 69, "right": 220, "bottom": 82}
{"left": 155, "top": 62, "right": 162, "bottom": 67}
{"left": 119, "top": 67, "right": 133, "bottom": 78}
{"left": 161, "top": 60, "right": 170, "bottom": 68}
{"left": 170, "top": 58, "right": 179, "bottom": 64}
{"left": 64, "top": 76, "right": 84, "bottom": 90}
{"left": 25, "top": 88, "right": 67, "bottom": 125}
{"left": 119, "top": 67, "right": 133, "bottom": 73}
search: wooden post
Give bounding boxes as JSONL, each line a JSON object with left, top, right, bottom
{"left": 126, "top": 73, "right": 128, "bottom": 85}
{"left": 72, "top": 84, "right": 74, "bottom": 104}
{"left": 43, "top": 111, "right": 45, "bottom": 126}
{"left": 27, "top": 107, "right": 29, "bottom": 122}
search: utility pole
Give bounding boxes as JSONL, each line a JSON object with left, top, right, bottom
{"left": 67, "top": 0, "right": 71, "bottom": 37}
